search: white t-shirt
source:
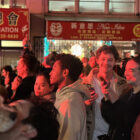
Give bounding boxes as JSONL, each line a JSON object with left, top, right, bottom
{"left": 92, "top": 77, "right": 116, "bottom": 140}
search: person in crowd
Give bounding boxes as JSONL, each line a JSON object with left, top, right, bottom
{"left": 34, "top": 70, "right": 56, "bottom": 103}
{"left": 49, "top": 53, "right": 91, "bottom": 140}
{"left": 101, "top": 56, "right": 140, "bottom": 140}
{"left": 0, "top": 96, "right": 59, "bottom": 140}
{"left": 42, "top": 51, "right": 58, "bottom": 68}
{"left": 1, "top": 65, "right": 16, "bottom": 99}
{"left": 90, "top": 50, "right": 95, "bottom": 57}
{"left": 131, "top": 115, "right": 140, "bottom": 140}
{"left": 80, "top": 57, "right": 91, "bottom": 78}
{"left": 2, "top": 65, "right": 16, "bottom": 85}
{"left": 10, "top": 54, "right": 40, "bottom": 102}
{"left": 88, "top": 56, "right": 97, "bottom": 69}
{"left": 0, "top": 85, "right": 8, "bottom": 103}
{"left": 21, "top": 34, "right": 34, "bottom": 56}
{"left": 120, "top": 57, "right": 131, "bottom": 77}
{"left": 83, "top": 45, "right": 128, "bottom": 140}
{"left": 10, "top": 76, "right": 22, "bottom": 101}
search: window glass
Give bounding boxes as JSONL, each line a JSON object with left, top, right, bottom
{"left": 109, "top": 0, "right": 134, "bottom": 13}
{"left": 49, "top": 0, "right": 75, "bottom": 11}
{"left": 79, "top": 0, "right": 105, "bottom": 12}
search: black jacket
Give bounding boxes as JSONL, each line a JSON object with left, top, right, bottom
{"left": 11, "top": 76, "right": 35, "bottom": 102}
{"left": 101, "top": 89, "right": 140, "bottom": 140}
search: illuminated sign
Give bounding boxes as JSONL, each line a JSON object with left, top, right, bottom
{"left": 47, "top": 21, "right": 140, "bottom": 41}
{"left": 0, "top": 8, "right": 29, "bottom": 40}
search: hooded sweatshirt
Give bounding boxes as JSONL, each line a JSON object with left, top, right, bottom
{"left": 55, "top": 79, "right": 90, "bottom": 140}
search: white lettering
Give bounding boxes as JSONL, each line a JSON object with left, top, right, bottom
{"left": 0, "top": 27, "right": 19, "bottom": 33}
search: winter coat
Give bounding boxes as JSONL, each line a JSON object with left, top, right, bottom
{"left": 101, "top": 89, "right": 140, "bottom": 140}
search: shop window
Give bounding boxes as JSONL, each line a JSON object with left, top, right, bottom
{"left": 0, "top": 0, "right": 10, "bottom": 8}
{"left": 14, "top": 0, "right": 26, "bottom": 8}
{"left": 49, "top": 0, "right": 75, "bottom": 12}
{"left": 109, "top": 0, "right": 134, "bottom": 13}
{"left": 79, "top": 0, "right": 105, "bottom": 12}
{"left": 0, "top": 0, "right": 26, "bottom": 8}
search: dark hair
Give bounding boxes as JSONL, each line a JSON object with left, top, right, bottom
{"left": 22, "top": 54, "right": 40, "bottom": 75}
{"left": 96, "top": 45, "right": 119, "bottom": 61}
{"left": 46, "top": 52, "right": 58, "bottom": 68}
{"left": 55, "top": 53, "right": 83, "bottom": 82}
{"left": 131, "top": 56, "right": 140, "bottom": 67}
{"left": 37, "top": 70, "right": 51, "bottom": 86}
{"left": 2, "top": 65, "right": 16, "bottom": 83}
{"left": 2, "top": 65, "right": 13, "bottom": 73}
{"left": 22, "top": 97, "right": 59, "bottom": 140}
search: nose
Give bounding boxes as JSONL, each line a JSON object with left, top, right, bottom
{"left": 9, "top": 112, "right": 17, "bottom": 121}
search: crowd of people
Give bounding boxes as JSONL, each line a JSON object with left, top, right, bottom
{"left": 0, "top": 44, "right": 140, "bottom": 140}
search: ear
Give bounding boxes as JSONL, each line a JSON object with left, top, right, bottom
{"left": 63, "top": 69, "right": 69, "bottom": 77}
{"left": 21, "top": 124, "right": 38, "bottom": 138}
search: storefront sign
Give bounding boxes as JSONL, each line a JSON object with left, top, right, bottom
{"left": 0, "top": 8, "right": 29, "bottom": 40}
{"left": 47, "top": 21, "right": 140, "bottom": 41}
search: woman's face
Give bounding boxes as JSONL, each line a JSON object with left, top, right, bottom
{"left": 11, "top": 76, "right": 22, "bottom": 91}
{"left": 2, "top": 69, "right": 8, "bottom": 77}
{"left": 125, "top": 60, "right": 140, "bottom": 85}
{"left": 34, "top": 75, "right": 53, "bottom": 97}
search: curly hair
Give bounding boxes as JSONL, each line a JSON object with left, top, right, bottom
{"left": 55, "top": 53, "right": 83, "bottom": 82}
{"left": 96, "top": 45, "right": 119, "bottom": 61}
{"left": 22, "top": 97, "right": 59, "bottom": 140}
{"left": 21, "top": 54, "right": 40, "bottom": 75}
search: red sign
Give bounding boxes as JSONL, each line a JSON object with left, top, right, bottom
{"left": 0, "top": 8, "right": 29, "bottom": 40}
{"left": 47, "top": 21, "right": 140, "bottom": 41}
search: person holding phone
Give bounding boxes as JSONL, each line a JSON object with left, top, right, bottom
{"left": 101, "top": 56, "right": 140, "bottom": 140}
{"left": 83, "top": 45, "right": 129, "bottom": 140}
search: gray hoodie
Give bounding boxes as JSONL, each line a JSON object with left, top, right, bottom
{"left": 55, "top": 79, "right": 90, "bottom": 140}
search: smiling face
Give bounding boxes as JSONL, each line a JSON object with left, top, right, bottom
{"left": 34, "top": 75, "right": 53, "bottom": 97}
{"left": 97, "top": 52, "right": 116, "bottom": 73}
{"left": 125, "top": 60, "right": 140, "bottom": 85}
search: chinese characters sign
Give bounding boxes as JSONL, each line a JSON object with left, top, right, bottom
{"left": 47, "top": 21, "right": 140, "bottom": 41}
{"left": 0, "top": 8, "right": 29, "bottom": 40}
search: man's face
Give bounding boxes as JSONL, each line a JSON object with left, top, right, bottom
{"left": 50, "top": 60, "right": 64, "bottom": 85}
{"left": 125, "top": 60, "right": 140, "bottom": 85}
{"left": 97, "top": 52, "right": 115, "bottom": 73}
{"left": 16, "top": 58, "right": 26, "bottom": 78}
{"left": 0, "top": 99, "right": 33, "bottom": 140}
{"left": 34, "top": 75, "right": 53, "bottom": 97}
